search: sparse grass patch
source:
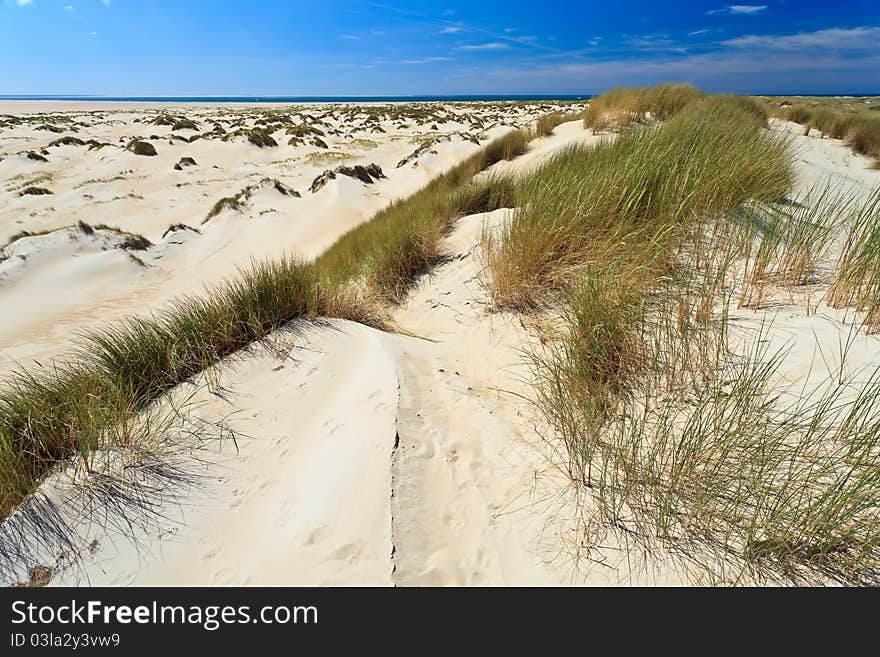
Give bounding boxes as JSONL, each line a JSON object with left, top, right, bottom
{"left": 203, "top": 195, "right": 246, "bottom": 223}
{"left": 304, "top": 151, "right": 352, "bottom": 167}
{"left": 828, "top": 190, "right": 880, "bottom": 331}
{"left": 350, "top": 138, "right": 378, "bottom": 150}
{"left": 777, "top": 103, "right": 880, "bottom": 165}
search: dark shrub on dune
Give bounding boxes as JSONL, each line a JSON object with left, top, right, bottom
{"left": 310, "top": 163, "right": 385, "bottom": 193}
{"left": 20, "top": 187, "right": 53, "bottom": 196}
{"left": 161, "top": 223, "right": 201, "bottom": 239}
{"left": 49, "top": 136, "right": 86, "bottom": 147}
{"left": 245, "top": 128, "right": 278, "bottom": 148}
{"left": 174, "top": 156, "right": 198, "bottom": 170}
{"left": 172, "top": 119, "right": 199, "bottom": 131}
{"left": 120, "top": 234, "right": 152, "bottom": 251}
{"left": 128, "top": 140, "right": 158, "bottom": 156}
{"left": 26, "top": 152, "right": 48, "bottom": 162}
{"left": 151, "top": 114, "right": 178, "bottom": 127}
{"left": 86, "top": 140, "right": 112, "bottom": 151}
{"left": 270, "top": 179, "right": 299, "bottom": 196}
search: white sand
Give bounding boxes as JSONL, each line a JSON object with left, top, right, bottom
{"left": 2, "top": 112, "right": 880, "bottom": 587}
{"left": 0, "top": 101, "right": 575, "bottom": 375}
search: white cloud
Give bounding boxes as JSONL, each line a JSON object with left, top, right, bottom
{"left": 101, "top": 0, "right": 111, "bottom": 5}
{"left": 723, "top": 26, "right": 880, "bottom": 50}
{"left": 17, "top": 0, "right": 34, "bottom": 6}
{"left": 728, "top": 4, "right": 766, "bottom": 14}
{"left": 439, "top": 26, "right": 462, "bottom": 34}
{"left": 456, "top": 42, "right": 510, "bottom": 51}
{"left": 65, "top": 4, "right": 74, "bottom": 11}
{"left": 448, "top": 25, "right": 879, "bottom": 95}
{"left": 707, "top": 5, "right": 767, "bottom": 15}
{"left": 400, "top": 56, "right": 453, "bottom": 65}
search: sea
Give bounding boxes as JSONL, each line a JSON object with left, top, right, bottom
{"left": 0, "top": 95, "right": 592, "bottom": 103}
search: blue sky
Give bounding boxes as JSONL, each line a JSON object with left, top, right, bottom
{"left": 1, "top": 1, "right": 878, "bottom": 95}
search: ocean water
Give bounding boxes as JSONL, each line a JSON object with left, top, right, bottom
{"left": 0, "top": 94, "right": 591, "bottom": 103}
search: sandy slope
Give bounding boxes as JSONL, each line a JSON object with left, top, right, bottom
{"left": 0, "top": 120, "right": 595, "bottom": 587}
{"left": 1, "top": 101, "right": 578, "bottom": 376}
{"left": 2, "top": 117, "right": 880, "bottom": 587}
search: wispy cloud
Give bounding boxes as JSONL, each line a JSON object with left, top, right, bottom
{"left": 707, "top": 5, "right": 767, "bottom": 15}
{"left": 446, "top": 25, "right": 880, "bottom": 95}
{"left": 400, "top": 56, "right": 453, "bottom": 65}
{"left": 723, "top": 26, "right": 880, "bottom": 50}
{"left": 439, "top": 26, "right": 462, "bottom": 34}
{"left": 16, "top": 0, "right": 34, "bottom": 6}
{"left": 456, "top": 42, "right": 510, "bottom": 51}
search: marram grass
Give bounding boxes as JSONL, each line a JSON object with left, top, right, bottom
{"left": 485, "top": 86, "right": 880, "bottom": 583}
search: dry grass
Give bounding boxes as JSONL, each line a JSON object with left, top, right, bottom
{"left": 582, "top": 83, "right": 705, "bottom": 130}
{"left": 774, "top": 102, "right": 880, "bottom": 166}
{"left": 483, "top": 87, "right": 880, "bottom": 583}
{"left": 486, "top": 94, "right": 791, "bottom": 310}
{"left": 828, "top": 190, "right": 880, "bottom": 331}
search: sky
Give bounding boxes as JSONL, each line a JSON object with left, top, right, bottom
{"left": 1, "top": 0, "right": 879, "bottom": 96}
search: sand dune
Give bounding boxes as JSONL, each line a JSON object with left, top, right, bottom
{"left": 1, "top": 102, "right": 572, "bottom": 377}
{"left": 3, "top": 100, "right": 880, "bottom": 587}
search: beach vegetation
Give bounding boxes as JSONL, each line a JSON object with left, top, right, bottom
{"left": 127, "top": 140, "right": 158, "bottom": 156}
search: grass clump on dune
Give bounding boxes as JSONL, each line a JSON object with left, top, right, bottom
{"left": 244, "top": 128, "right": 278, "bottom": 148}
{"left": 487, "top": 94, "right": 791, "bottom": 310}
{"left": 172, "top": 119, "right": 199, "bottom": 131}
{"left": 582, "top": 83, "right": 704, "bottom": 130}
{"left": 0, "top": 258, "right": 358, "bottom": 517}
{"left": 535, "top": 111, "right": 573, "bottom": 137}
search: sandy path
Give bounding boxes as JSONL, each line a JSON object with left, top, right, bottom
{"left": 388, "top": 210, "right": 569, "bottom": 586}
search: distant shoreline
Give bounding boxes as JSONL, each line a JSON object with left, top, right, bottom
{"left": 0, "top": 94, "right": 592, "bottom": 103}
